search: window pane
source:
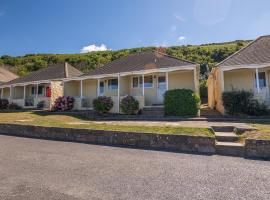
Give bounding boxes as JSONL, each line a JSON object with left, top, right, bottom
{"left": 259, "top": 72, "right": 266, "bottom": 87}
{"left": 255, "top": 72, "right": 266, "bottom": 88}
{"left": 99, "top": 82, "right": 104, "bottom": 95}
{"left": 108, "top": 79, "right": 118, "bottom": 90}
{"left": 144, "top": 76, "right": 153, "bottom": 88}
{"left": 133, "top": 77, "right": 138, "bottom": 88}
{"left": 31, "top": 87, "right": 36, "bottom": 95}
{"left": 38, "top": 86, "right": 44, "bottom": 95}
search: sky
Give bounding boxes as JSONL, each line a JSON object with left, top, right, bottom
{"left": 0, "top": 0, "right": 270, "bottom": 56}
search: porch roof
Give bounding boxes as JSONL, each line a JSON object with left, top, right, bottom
{"left": 217, "top": 35, "right": 270, "bottom": 68}
{"left": 0, "top": 62, "right": 83, "bottom": 87}
{"left": 82, "top": 51, "right": 197, "bottom": 77}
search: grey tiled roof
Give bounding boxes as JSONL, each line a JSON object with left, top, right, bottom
{"left": 3, "top": 62, "right": 83, "bottom": 85}
{"left": 218, "top": 35, "right": 270, "bottom": 67}
{"left": 83, "top": 51, "right": 196, "bottom": 76}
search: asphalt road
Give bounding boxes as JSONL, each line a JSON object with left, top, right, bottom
{"left": 0, "top": 135, "right": 269, "bottom": 200}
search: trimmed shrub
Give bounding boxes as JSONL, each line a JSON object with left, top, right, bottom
{"left": 120, "top": 95, "right": 139, "bottom": 115}
{"left": 0, "top": 99, "right": 9, "bottom": 110}
{"left": 164, "top": 89, "right": 200, "bottom": 116}
{"left": 222, "top": 90, "right": 268, "bottom": 116}
{"left": 53, "top": 96, "right": 75, "bottom": 111}
{"left": 93, "top": 96, "right": 113, "bottom": 114}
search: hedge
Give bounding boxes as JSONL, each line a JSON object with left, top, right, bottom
{"left": 164, "top": 89, "right": 200, "bottom": 116}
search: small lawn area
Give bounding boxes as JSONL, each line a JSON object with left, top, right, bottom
{"left": 238, "top": 121, "right": 270, "bottom": 140}
{"left": 0, "top": 111, "right": 214, "bottom": 137}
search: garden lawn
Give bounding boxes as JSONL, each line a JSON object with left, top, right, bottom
{"left": 0, "top": 111, "right": 213, "bottom": 137}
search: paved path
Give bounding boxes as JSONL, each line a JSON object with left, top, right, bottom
{"left": 0, "top": 135, "right": 269, "bottom": 200}
{"left": 68, "top": 120, "right": 253, "bottom": 129}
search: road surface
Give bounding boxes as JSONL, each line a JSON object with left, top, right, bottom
{"left": 0, "top": 135, "right": 269, "bottom": 200}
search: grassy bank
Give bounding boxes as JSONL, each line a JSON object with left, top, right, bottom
{"left": 0, "top": 111, "right": 213, "bottom": 137}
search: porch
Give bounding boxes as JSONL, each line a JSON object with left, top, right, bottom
{"left": 0, "top": 87, "right": 11, "bottom": 100}
{"left": 221, "top": 66, "right": 270, "bottom": 106}
{"left": 8, "top": 83, "right": 51, "bottom": 109}
{"left": 64, "top": 68, "right": 198, "bottom": 113}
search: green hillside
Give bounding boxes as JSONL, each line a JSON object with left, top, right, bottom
{"left": 0, "top": 40, "right": 250, "bottom": 78}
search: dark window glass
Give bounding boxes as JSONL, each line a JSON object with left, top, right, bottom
{"left": 38, "top": 86, "right": 44, "bottom": 95}
{"left": 108, "top": 79, "right": 118, "bottom": 90}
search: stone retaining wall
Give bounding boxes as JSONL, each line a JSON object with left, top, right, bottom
{"left": 0, "top": 123, "right": 215, "bottom": 154}
{"left": 245, "top": 139, "right": 270, "bottom": 160}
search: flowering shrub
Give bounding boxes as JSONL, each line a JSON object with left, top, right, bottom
{"left": 52, "top": 96, "right": 75, "bottom": 111}
{"left": 93, "top": 96, "right": 113, "bottom": 114}
{"left": 120, "top": 95, "right": 139, "bottom": 115}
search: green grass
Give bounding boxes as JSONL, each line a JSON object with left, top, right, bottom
{"left": 237, "top": 121, "right": 270, "bottom": 140}
{"left": 0, "top": 111, "right": 214, "bottom": 137}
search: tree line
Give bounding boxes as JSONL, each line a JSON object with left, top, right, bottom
{"left": 0, "top": 40, "right": 250, "bottom": 79}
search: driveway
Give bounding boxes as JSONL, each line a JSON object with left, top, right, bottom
{"left": 0, "top": 135, "right": 269, "bottom": 200}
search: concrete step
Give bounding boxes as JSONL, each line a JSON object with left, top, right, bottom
{"left": 211, "top": 126, "right": 235, "bottom": 132}
{"left": 142, "top": 107, "right": 165, "bottom": 116}
{"left": 216, "top": 142, "right": 244, "bottom": 157}
{"left": 200, "top": 108, "right": 222, "bottom": 117}
{"left": 215, "top": 132, "right": 239, "bottom": 142}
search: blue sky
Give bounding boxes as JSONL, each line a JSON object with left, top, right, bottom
{"left": 1, "top": 0, "right": 270, "bottom": 56}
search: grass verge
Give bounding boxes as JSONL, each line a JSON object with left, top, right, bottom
{"left": 237, "top": 120, "right": 270, "bottom": 140}
{"left": 0, "top": 111, "right": 213, "bottom": 137}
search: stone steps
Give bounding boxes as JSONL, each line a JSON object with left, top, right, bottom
{"left": 213, "top": 126, "right": 244, "bottom": 157}
{"left": 216, "top": 142, "right": 244, "bottom": 157}
{"left": 211, "top": 126, "right": 235, "bottom": 132}
{"left": 215, "top": 132, "right": 239, "bottom": 142}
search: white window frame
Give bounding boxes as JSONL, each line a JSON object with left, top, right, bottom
{"left": 108, "top": 78, "right": 118, "bottom": 91}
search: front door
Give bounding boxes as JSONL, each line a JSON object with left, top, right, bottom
{"left": 157, "top": 76, "right": 166, "bottom": 104}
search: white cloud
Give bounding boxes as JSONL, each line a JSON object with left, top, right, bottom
{"left": 178, "top": 36, "right": 186, "bottom": 41}
{"left": 80, "top": 44, "right": 109, "bottom": 53}
{"left": 174, "top": 14, "right": 186, "bottom": 22}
